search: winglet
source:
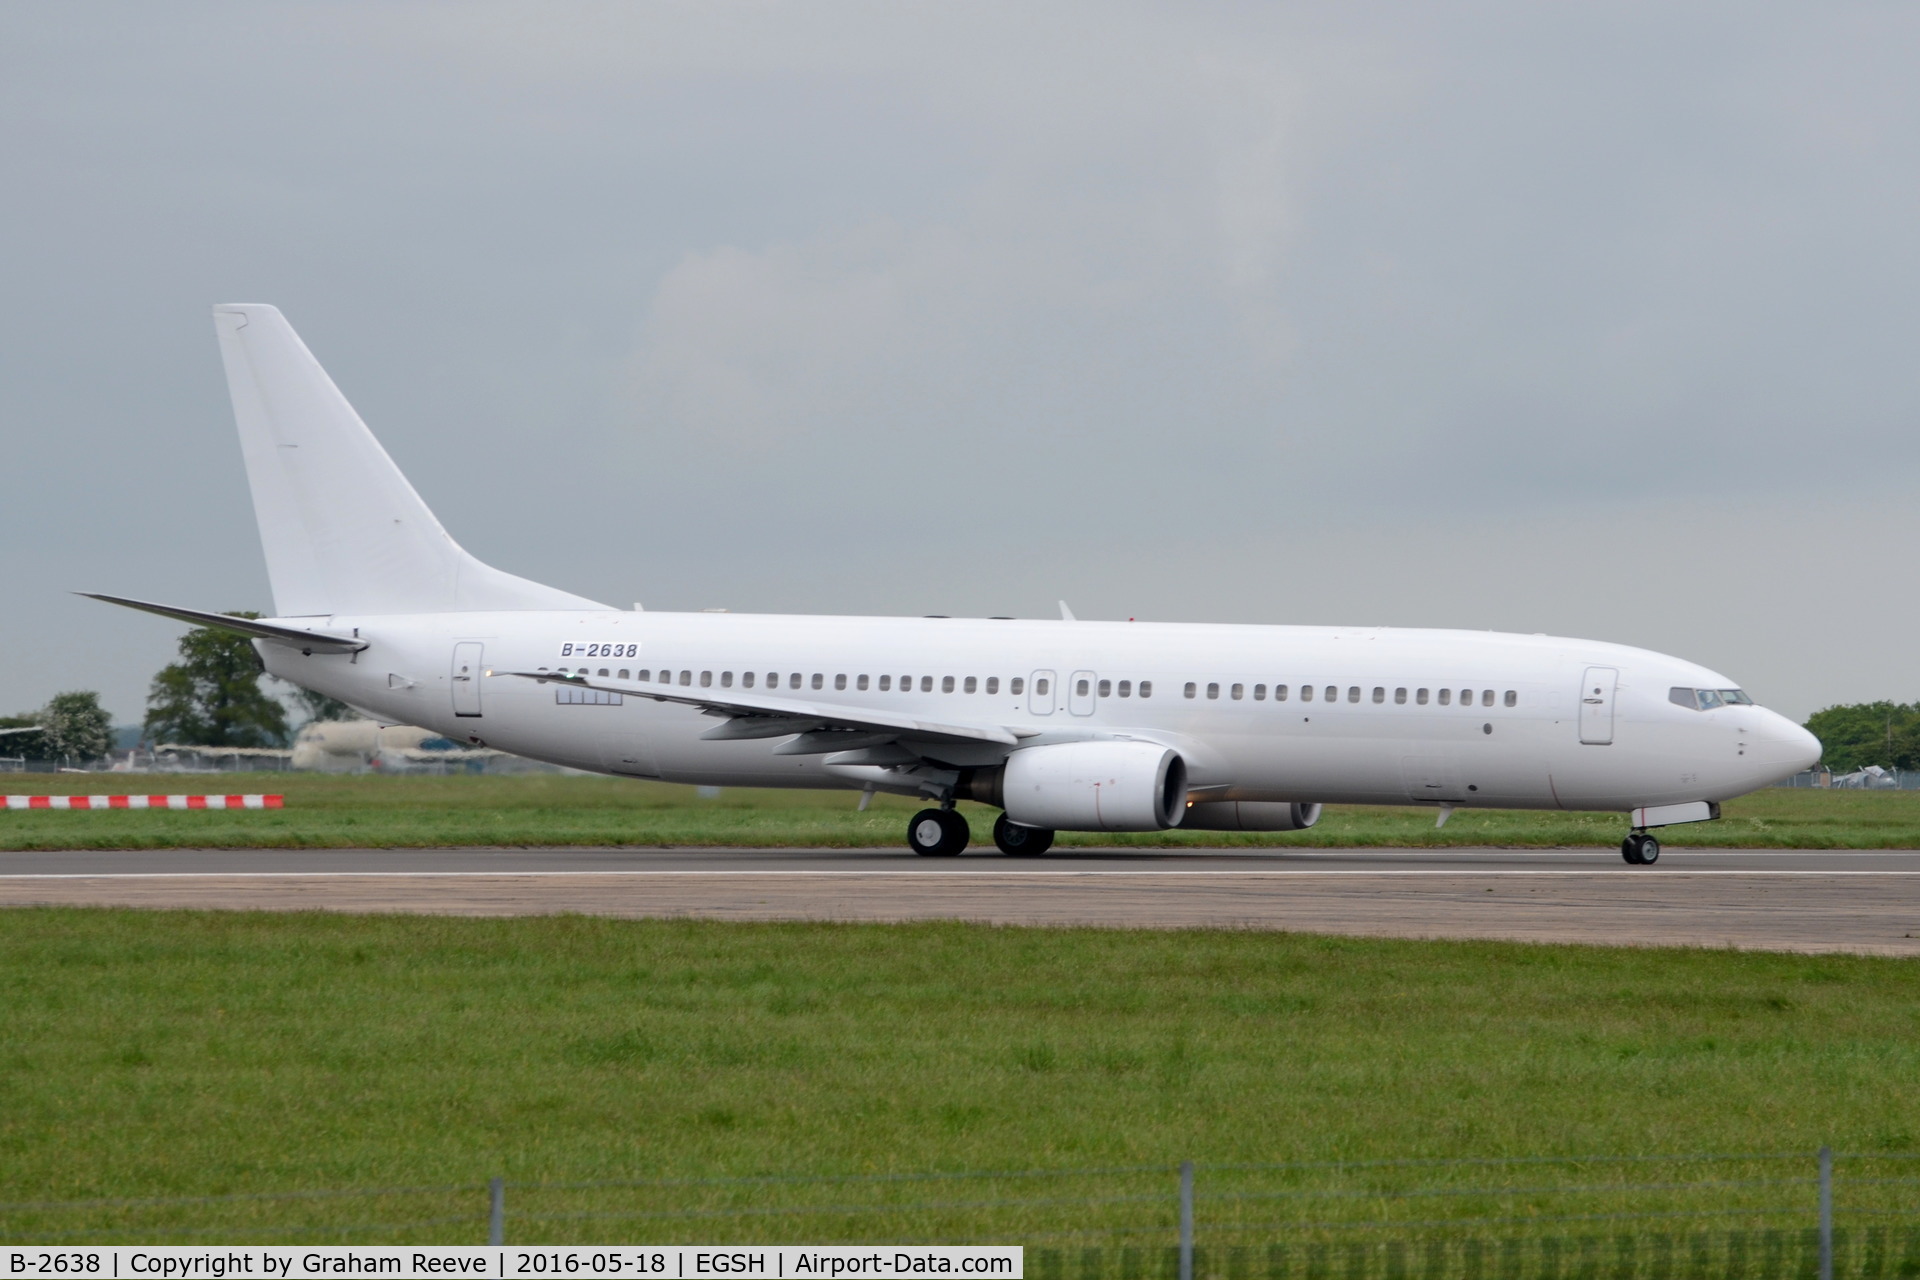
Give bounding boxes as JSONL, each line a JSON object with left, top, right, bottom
{"left": 1058, "top": 600, "right": 1077, "bottom": 622}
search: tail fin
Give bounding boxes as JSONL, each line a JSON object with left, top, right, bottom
{"left": 213, "top": 304, "right": 607, "bottom": 616}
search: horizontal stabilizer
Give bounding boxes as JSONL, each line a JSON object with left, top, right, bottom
{"left": 77, "top": 593, "right": 368, "bottom": 653}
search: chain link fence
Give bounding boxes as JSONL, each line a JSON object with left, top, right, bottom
{"left": 4, "top": 1151, "right": 1917, "bottom": 1275}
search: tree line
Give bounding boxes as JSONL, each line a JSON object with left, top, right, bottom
{"left": 1804, "top": 701, "right": 1920, "bottom": 773}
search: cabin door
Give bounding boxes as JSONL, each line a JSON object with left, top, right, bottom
{"left": 1578, "top": 666, "right": 1617, "bottom": 745}
{"left": 452, "top": 642, "right": 484, "bottom": 717}
{"left": 1028, "top": 670, "right": 1056, "bottom": 716}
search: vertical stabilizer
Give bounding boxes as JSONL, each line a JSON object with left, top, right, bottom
{"left": 213, "top": 304, "right": 607, "bottom": 616}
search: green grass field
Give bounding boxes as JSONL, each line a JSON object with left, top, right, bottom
{"left": 0, "top": 773, "right": 1914, "bottom": 850}
{"left": 1, "top": 908, "right": 1916, "bottom": 1253}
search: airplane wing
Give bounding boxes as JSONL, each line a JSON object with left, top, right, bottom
{"left": 491, "top": 668, "right": 1033, "bottom": 752}
{"left": 78, "top": 593, "right": 369, "bottom": 654}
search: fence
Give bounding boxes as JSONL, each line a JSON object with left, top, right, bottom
{"left": 4, "top": 1150, "right": 1917, "bottom": 1275}
{"left": 1777, "top": 769, "right": 1920, "bottom": 791}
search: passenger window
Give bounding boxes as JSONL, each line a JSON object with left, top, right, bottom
{"left": 720, "top": 672, "right": 732, "bottom": 688}
{"left": 637, "top": 669, "right": 651, "bottom": 681}
{"left": 598, "top": 668, "right": 609, "bottom": 678}
{"left": 1205, "top": 683, "right": 1219, "bottom": 699}
{"left": 1097, "top": 679, "right": 1110, "bottom": 697}
{"left": 1460, "top": 689, "right": 1473, "bottom": 705}
{"left": 1326, "top": 686, "right": 1338, "bottom": 702}
{"left": 1253, "top": 683, "right": 1266, "bottom": 701}
{"left": 1035, "top": 677, "right": 1049, "bottom": 696}
{"left": 741, "top": 672, "right": 754, "bottom": 688}
{"left": 1301, "top": 685, "right": 1314, "bottom": 702}
{"left": 810, "top": 673, "right": 822, "bottom": 690}
{"left": 965, "top": 676, "right": 977, "bottom": 693}
{"left": 943, "top": 676, "right": 956, "bottom": 693}
{"left": 1438, "top": 689, "right": 1451, "bottom": 706}
{"left": 1347, "top": 687, "right": 1359, "bottom": 703}
{"left": 1481, "top": 690, "right": 1494, "bottom": 707}
{"left": 1230, "top": 683, "right": 1243, "bottom": 700}
{"left": 857, "top": 675, "right": 869, "bottom": 691}
{"left": 1011, "top": 677, "right": 1025, "bottom": 696}
{"left": 1275, "top": 684, "right": 1288, "bottom": 701}
{"left": 921, "top": 676, "right": 934, "bottom": 692}
{"left": 835, "top": 674, "right": 847, "bottom": 690}
{"left": 1140, "top": 680, "right": 1153, "bottom": 698}
{"left": 1505, "top": 690, "right": 1517, "bottom": 707}
{"left": 1118, "top": 680, "right": 1132, "bottom": 698}
{"left": 900, "top": 675, "right": 911, "bottom": 690}
{"left": 1076, "top": 678, "right": 1090, "bottom": 697}
{"left": 700, "top": 671, "right": 713, "bottom": 687}
{"left": 986, "top": 677, "right": 1000, "bottom": 694}
{"left": 1372, "top": 687, "right": 1385, "bottom": 704}
{"left": 879, "top": 675, "right": 891, "bottom": 691}
{"left": 789, "top": 673, "right": 801, "bottom": 690}
{"left": 1417, "top": 688, "right": 1429, "bottom": 705}
{"left": 1184, "top": 682, "right": 1197, "bottom": 699}
{"left": 1394, "top": 688, "right": 1406, "bottom": 704}
{"left": 680, "top": 671, "right": 692, "bottom": 686}
{"left": 618, "top": 669, "right": 629, "bottom": 680}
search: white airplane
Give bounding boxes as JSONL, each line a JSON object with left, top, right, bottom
{"left": 88, "top": 305, "right": 1821, "bottom": 864}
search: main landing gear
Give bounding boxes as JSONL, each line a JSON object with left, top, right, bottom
{"left": 908, "top": 808, "right": 970, "bottom": 857}
{"left": 1621, "top": 831, "right": 1661, "bottom": 865}
{"left": 993, "top": 812, "right": 1055, "bottom": 857}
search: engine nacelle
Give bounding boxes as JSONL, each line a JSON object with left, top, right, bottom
{"left": 1181, "top": 801, "right": 1323, "bottom": 831}
{"left": 979, "top": 741, "right": 1188, "bottom": 832}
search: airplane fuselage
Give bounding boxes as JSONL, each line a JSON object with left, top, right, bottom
{"left": 260, "top": 611, "right": 1816, "bottom": 813}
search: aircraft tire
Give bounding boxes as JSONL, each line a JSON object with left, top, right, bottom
{"left": 993, "top": 813, "right": 1055, "bottom": 857}
{"left": 1621, "top": 833, "right": 1660, "bottom": 865}
{"left": 909, "top": 808, "right": 968, "bottom": 856}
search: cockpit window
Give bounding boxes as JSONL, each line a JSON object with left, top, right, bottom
{"left": 1670, "top": 686, "right": 1756, "bottom": 711}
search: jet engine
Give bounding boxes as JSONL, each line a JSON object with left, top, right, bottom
{"left": 959, "top": 741, "right": 1187, "bottom": 831}
{"left": 1181, "top": 801, "right": 1323, "bottom": 831}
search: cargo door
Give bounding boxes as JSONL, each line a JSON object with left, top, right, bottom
{"left": 1578, "top": 666, "right": 1617, "bottom": 745}
{"left": 452, "top": 642, "right": 484, "bottom": 717}
{"left": 1068, "top": 670, "right": 1097, "bottom": 716}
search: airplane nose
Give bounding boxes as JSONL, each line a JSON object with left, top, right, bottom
{"left": 1758, "top": 711, "right": 1822, "bottom": 775}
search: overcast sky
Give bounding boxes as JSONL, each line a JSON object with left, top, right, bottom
{"left": 3, "top": 2, "right": 1917, "bottom": 726}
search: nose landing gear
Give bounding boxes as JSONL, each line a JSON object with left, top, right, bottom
{"left": 1621, "top": 831, "right": 1661, "bottom": 865}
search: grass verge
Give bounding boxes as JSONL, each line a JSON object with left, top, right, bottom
{"left": 0, "top": 909, "right": 1915, "bottom": 1244}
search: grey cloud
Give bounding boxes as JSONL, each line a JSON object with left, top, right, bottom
{"left": 1, "top": 2, "right": 1914, "bottom": 726}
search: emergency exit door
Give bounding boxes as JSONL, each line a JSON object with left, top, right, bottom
{"left": 1578, "top": 666, "right": 1617, "bottom": 745}
{"left": 452, "top": 642, "right": 484, "bottom": 717}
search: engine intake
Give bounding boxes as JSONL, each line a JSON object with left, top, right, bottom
{"left": 960, "top": 741, "right": 1187, "bottom": 832}
{"left": 1182, "top": 801, "right": 1323, "bottom": 831}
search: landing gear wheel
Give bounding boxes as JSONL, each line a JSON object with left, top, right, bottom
{"left": 1621, "top": 832, "right": 1661, "bottom": 865}
{"left": 993, "top": 813, "right": 1055, "bottom": 857}
{"left": 908, "top": 808, "right": 969, "bottom": 856}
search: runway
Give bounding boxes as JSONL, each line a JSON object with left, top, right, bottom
{"left": 4, "top": 845, "right": 1919, "bottom": 954}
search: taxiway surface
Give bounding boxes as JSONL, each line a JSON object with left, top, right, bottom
{"left": 3, "top": 846, "right": 1918, "bottom": 954}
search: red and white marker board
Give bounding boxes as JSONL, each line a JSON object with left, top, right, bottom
{"left": 2, "top": 794, "right": 284, "bottom": 810}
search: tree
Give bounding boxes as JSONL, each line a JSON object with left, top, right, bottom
{"left": 144, "top": 618, "right": 290, "bottom": 748}
{"left": 0, "top": 714, "right": 46, "bottom": 760}
{"left": 40, "top": 691, "right": 112, "bottom": 762}
{"left": 1804, "top": 701, "right": 1920, "bottom": 772}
